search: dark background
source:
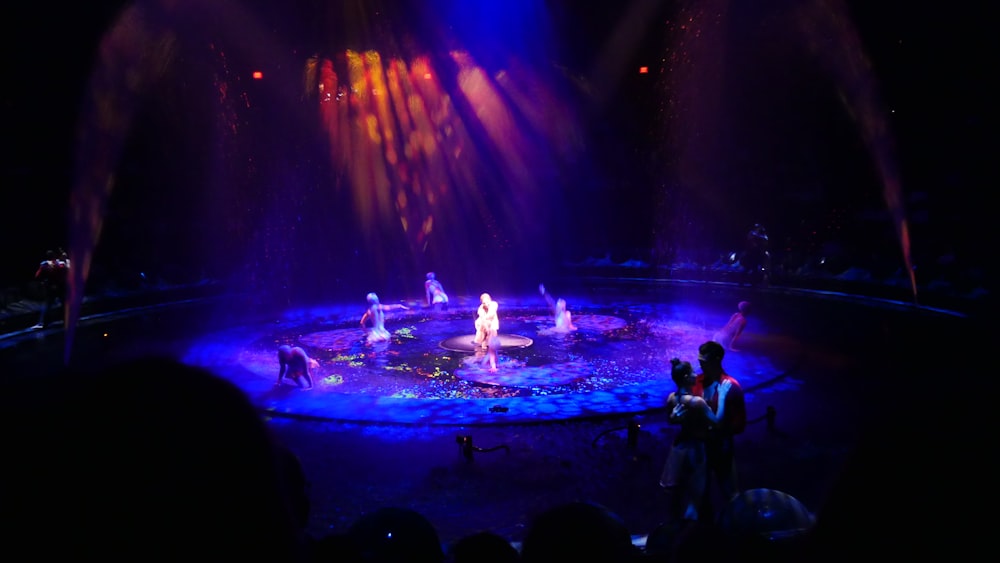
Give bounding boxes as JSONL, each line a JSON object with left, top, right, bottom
{"left": 2, "top": 0, "right": 992, "bottom": 303}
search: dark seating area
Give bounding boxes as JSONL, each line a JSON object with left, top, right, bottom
{"left": 3, "top": 0, "right": 991, "bottom": 560}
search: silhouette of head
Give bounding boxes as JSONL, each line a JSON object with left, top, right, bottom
{"left": 451, "top": 531, "right": 519, "bottom": 563}
{"left": 5, "top": 356, "right": 301, "bottom": 559}
{"left": 348, "top": 506, "right": 444, "bottom": 563}
{"left": 520, "top": 501, "right": 636, "bottom": 563}
{"left": 698, "top": 340, "right": 726, "bottom": 379}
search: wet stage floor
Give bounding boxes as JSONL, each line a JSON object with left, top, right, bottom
{"left": 180, "top": 289, "right": 798, "bottom": 426}
{"left": 0, "top": 280, "right": 978, "bottom": 550}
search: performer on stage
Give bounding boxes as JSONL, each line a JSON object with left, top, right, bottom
{"left": 539, "top": 283, "right": 576, "bottom": 333}
{"left": 31, "top": 249, "right": 70, "bottom": 329}
{"left": 473, "top": 293, "right": 499, "bottom": 350}
{"left": 277, "top": 345, "right": 318, "bottom": 389}
{"left": 483, "top": 330, "right": 501, "bottom": 372}
{"left": 360, "top": 292, "right": 409, "bottom": 344}
{"left": 712, "top": 301, "right": 750, "bottom": 352}
{"left": 424, "top": 272, "right": 449, "bottom": 310}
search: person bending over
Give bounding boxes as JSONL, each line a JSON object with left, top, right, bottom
{"left": 277, "top": 345, "right": 318, "bottom": 389}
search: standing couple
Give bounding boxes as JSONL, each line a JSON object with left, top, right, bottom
{"left": 660, "top": 340, "right": 747, "bottom": 528}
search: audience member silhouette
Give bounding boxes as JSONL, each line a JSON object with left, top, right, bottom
{"left": 1, "top": 356, "right": 307, "bottom": 560}
{"left": 347, "top": 506, "right": 445, "bottom": 563}
{"left": 450, "top": 531, "right": 520, "bottom": 563}
{"left": 272, "top": 441, "right": 316, "bottom": 550}
{"left": 313, "top": 531, "right": 364, "bottom": 562}
{"left": 692, "top": 341, "right": 747, "bottom": 511}
{"left": 716, "top": 488, "right": 815, "bottom": 563}
{"left": 519, "top": 501, "right": 640, "bottom": 563}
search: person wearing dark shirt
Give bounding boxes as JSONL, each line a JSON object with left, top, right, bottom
{"left": 31, "top": 249, "right": 69, "bottom": 329}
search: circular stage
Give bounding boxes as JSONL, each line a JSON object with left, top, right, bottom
{"left": 178, "top": 292, "right": 806, "bottom": 425}
{"left": 438, "top": 333, "right": 534, "bottom": 352}
{"left": 3, "top": 282, "right": 971, "bottom": 427}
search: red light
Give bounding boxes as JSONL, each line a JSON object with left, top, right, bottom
{"left": 252, "top": 71, "right": 263, "bottom": 80}
{"left": 639, "top": 66, "right": 648, "bottom": 74}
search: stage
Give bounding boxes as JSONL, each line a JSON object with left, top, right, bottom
{"left": 167, "top": 287, "right": 799, "bottom": 426}
{"left": 0, "top": 279, "right": 978, "bottom": 550}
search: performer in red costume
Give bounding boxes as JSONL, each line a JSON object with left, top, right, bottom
{"left": 692, "top": 340, "right": 746, "bottom": 507}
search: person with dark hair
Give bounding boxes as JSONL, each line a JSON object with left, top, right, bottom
{"left": 1, "top": 357, "right": 307, "bottom": 560}
{"left": 450, "top": 531, "right": 520, "bottom": 563}
{"left": 520, "top": 501, "right": 640, "bottom": 563}
{"left": 347, "top": 506, "right": 444, "bottom": 563}
{"left": 277, "top": 345, "right": 317, "bottom": 389}
{"left": 661, "top": 357, "right": 732, "bottom": 523}
{"left": 693, "top": 341, "right": 747, "bottom": 507}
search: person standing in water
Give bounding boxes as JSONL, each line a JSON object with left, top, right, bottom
{"left": 473, "top": 293, "right": 499, "bottom": 350}
{"left": 539, "top": 283, "right": 577, "bottom": 333}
